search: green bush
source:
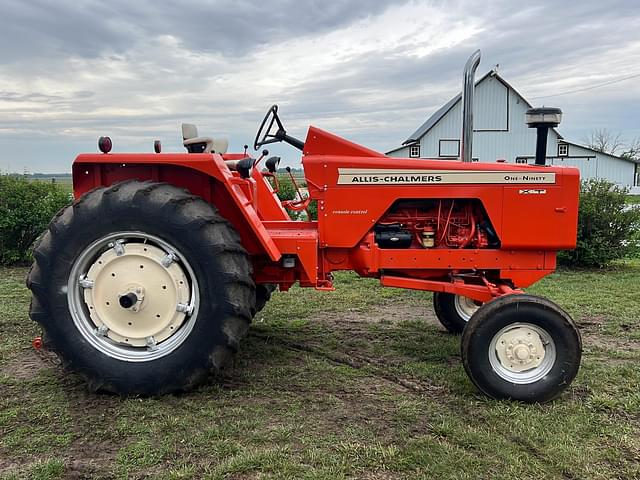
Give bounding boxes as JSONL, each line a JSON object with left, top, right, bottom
{"left": 0, "top": 175, "right": 71, "bottom": 265}
{"left": 275, "top": 175, "right": 317, "bottom": 220}
{"left": 558, "top": 179, "right": 640, "bottom": 267}
{"left": 306, "top": 198, "right": 318, "bottom": 221}
{"left": 275, "top": 175, "right": 297, "bottom": 203}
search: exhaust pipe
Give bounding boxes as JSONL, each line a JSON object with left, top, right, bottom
{"left": 460, "top": 50, "right": 481, "bottom": 163}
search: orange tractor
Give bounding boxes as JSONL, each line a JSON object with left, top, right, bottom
{"left": 27, "top": 51, "right": 581, "bottom": 402}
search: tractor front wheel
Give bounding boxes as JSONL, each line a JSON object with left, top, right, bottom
{"left": 27, "top": 181, "right": 255, "bottom": 395}
{"left": 433, "top": 292, "right": 482, "bottom": 334}
{"left": 461, "top": 294, "right": 581, "bottom": 403}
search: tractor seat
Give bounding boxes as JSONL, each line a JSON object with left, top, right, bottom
{"left": 181, "top": 123, "right": 229, "bottom": 154}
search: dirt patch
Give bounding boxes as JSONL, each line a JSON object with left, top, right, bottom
{"left": 55, "top": 392, "right": 122, "bottom": 478}
{"left": 583, "top": 333, "right": 640, "bottom": 353}
{"left": 0, "top": 445, "right": 118, "bottom": 480}
{"left": 0, "top": 458, "right": 24, "bottom": 475}
{"left": 252, "top": 330, "right": 447, "bottom": 395}
{"left": 318, "top": 303, "right": 442, "bottom": 329}
{"left": 248, "top": 302, "right": 451, "bottom": 401}
{"left": 580, "top": 319, "right": 640, "bottom": 355}
{"left": 62, "top": 441, "right": 119, "bottom": 479}
{"left": 0, "top": 349, "right": 58, "bottom": 380}
{"left": 577, "top": 315, "right": 608, "bottom": 331}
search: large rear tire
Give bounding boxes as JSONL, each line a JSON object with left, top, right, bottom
{"left": 255, "top": 284, "right": 277, "bottom": 314}
{"left": 461, "top": 294, "right": 581, "bottom": 403}
{"left": 27, "top": 180, "right": 255, "bottom": 395}
{"left": 433, "top": 292, "right": 482, "bottom": 334}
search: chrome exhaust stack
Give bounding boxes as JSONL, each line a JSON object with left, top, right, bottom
{"left": 460, "top": 50, "right": 481, "bottom": 163}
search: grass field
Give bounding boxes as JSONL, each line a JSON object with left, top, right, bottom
{"left": 1, "top": 264, "right": 639, "bottom": 479}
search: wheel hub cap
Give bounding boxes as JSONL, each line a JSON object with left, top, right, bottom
{"left": 495, "top": 326, "right": 545, "bottom": 372}
{"left": 82, "top": 243, "right": 190, "bottom": 347}
{"left": 488, "top": 322, "right": 556, "bottom": 384}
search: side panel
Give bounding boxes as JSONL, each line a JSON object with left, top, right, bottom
{"left": 303, "top": 155, "right": 579, "bottom": 250}
{"left": 251, "top": 168, "right": 290, "bottom": 221}
{"left": 501, "top": 185, "right": 579, "bottom": 249}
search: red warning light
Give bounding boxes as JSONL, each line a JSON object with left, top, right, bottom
{"left": 98, "top": 136, "right": 112, "bottom": 154}
{"left": 32, "top": 336, "right": 43, "bottom": 350}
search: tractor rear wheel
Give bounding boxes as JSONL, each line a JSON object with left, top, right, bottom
{"left": 254, "top": 284, "right": 277, "bottom": 315}
{"left": 461, "top": 294, "right": 581, "bottom": 403}
{"left": 433, "top": 292, "right": 482, "bottom": 334}
{"left": 27, "top": 180, "right": 255, "bottom": 395}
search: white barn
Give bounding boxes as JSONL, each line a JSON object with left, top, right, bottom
{"left": 387, "top": 70, "right": 639, "bottom": 188}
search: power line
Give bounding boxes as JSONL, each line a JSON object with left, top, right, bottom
{"left": 530, "top": 72, "right": 640, "bottom": 100}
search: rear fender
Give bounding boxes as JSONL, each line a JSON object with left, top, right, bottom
{"left": 72, "top": 153, "right": 281, "bottom": 261}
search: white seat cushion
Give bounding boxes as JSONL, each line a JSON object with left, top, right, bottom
{"left": 182, "top": 123, "right": 198, "bottom": 140}
{"left": 181, "top": 123, "right": 229, "bottom": 154}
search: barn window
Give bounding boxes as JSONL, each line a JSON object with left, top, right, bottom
{"left": 409, "top": 144, "right": 420, "bottom": 158}
{"left": 515, "top": 157, "right": 528, "bottom": 164}
{"left": 558, "top": 144, "right": 569, "bottom": 157}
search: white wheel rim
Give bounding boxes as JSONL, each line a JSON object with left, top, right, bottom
{"left": 68, "top": 232, "right": 199, "bottom": 362}
{"left": 488, "top": 323, "right": 556, "bottom": 384}
{"left": 454, "top": 295, "right": 482, "bottom": 322}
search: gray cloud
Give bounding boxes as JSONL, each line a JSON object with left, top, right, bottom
{"left": 0, "top": 0, "right": 639, "bottom": 172}
{"left": 1, "top": 0, "right": 399, "bottom": 61}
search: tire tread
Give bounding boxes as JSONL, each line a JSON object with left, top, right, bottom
{"left": 27, "top": 180, "right": 255, "bottom": 395}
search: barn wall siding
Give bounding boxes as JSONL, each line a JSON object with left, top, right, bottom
{"left": 552, "top": 157, "right": 598, "bottom": 179}
{"left": 388, "top": 146, "right": 410, "bottom": 158}
{"left": 551, "top": 144, "right": 636, "bottom": 187}
{"left": 595, "top": 153, "right": 635, "bottom": 186}
{"left": 475, "top": 77, "right": 508, "bottom": 131}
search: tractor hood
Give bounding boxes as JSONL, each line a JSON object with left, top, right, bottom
{"left": 302, "top": 126, "right": 385, "bottom": 157}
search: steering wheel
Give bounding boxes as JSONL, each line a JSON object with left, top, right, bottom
{"left": 254, "top": 105, "right": 285, "bottom": 150}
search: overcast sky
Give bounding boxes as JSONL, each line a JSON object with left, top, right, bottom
{"left": 1, "top": 0, "right": 639, "bottom": 172}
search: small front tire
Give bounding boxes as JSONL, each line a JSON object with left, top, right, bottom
{"left": 461, "top": 294, "right": 582, "bottom": 403}
{"left": 433, "top": 292, "right": 482, "bottom": 334}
